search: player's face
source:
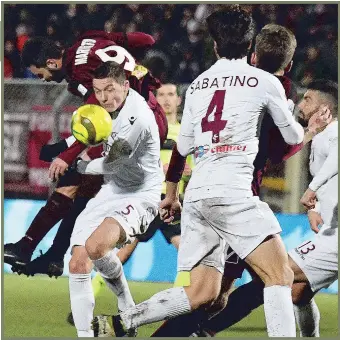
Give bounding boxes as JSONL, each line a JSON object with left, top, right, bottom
{"left": 156, "top": 84, "right": 181, "bottom": 115}
{"left": 298, "top": 90, "right": 322, "bottom": 122}
{"left": 29, "top": 65, "right": 66, "bottom": 83}
{"left": 93, "top": 78, "right": 129, "bottom": 113}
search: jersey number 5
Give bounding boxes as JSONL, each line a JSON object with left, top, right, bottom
{"left": 201, "top": 90, "right": 228, "bottom": 143}
{"left": 95, "top": 46, "right": 136, "bottom": 72}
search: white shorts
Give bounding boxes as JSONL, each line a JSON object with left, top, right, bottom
{"left": 70, "top": 186, "right": 159, "bottom": 248}
{"left": 178, "top": 196, "right": 282, "bottom": 274}
{"left": 289, "top": 225, "right": 338, "bottom": 292}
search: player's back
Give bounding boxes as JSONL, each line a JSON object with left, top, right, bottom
{"left": 65, "top": 32, "right": 135, "bottom": 96}
{"left": 184, "top": 58, "right": 289, "bottom": 201}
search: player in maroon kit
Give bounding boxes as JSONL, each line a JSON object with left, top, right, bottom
{"left": 149, "top": 24, "right": 331, "bottom": 338}
{"left": 4, "top": 30, "right": 168, "bottom": 277}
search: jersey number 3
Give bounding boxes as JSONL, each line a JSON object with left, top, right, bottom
{"left": 201, "top": 90, "right": 228, "bottom": 143}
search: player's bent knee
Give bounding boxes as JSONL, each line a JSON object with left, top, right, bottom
{"left": 85, "top": 237, "right": 107, "bottom": 261}
{"left": 266, "top": 264, "right": 294, "bottom": 287}
{"left": 69, "top": 253, "right": 92, "bottom": 274}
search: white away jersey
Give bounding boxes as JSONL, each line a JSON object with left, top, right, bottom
{"left": 309, "top": 120, "right": 338, "bottom": 227}
{"left": 79, "top": 88, "right": 163, "bottom": 194}
{"left": 178, "top": 58, "right": 304, "bottom": 200}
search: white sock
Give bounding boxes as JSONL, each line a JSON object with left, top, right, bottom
{"left": 69, "top": 273, "right": 94, "bottom": 337}
{"left": 120, "top": 287, "right": 191, "bottom": 329}
{"left": 93, "top": 250, "right": 135, "bottom": 311}
{"left": 263, "top": 285, "right": 296, "bottom": 337}
{"left": 294, "top": 299, "right": 320, "bottom": 337}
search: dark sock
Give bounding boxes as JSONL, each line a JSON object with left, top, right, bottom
{"left": 47, "top": 196, "right": 90, "bottom": 261}
{"left": 151, "top": 310, "right": 205, "bottom": 337}
{"left": 19, "top": 192, "right": 73, "bottom": 252}
{"left": 204, "top": 280, "right": 265, "bottom": 334}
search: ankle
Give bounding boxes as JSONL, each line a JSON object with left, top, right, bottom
{"left": 19, "top": 236, "right": 34, "bottom": 252}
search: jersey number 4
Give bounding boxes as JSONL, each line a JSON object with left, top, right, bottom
{"left": 201, "top": 90, "right": 228, "bottom": 143}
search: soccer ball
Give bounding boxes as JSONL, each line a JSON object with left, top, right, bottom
{"left": 71, "top": 104, "right": 112, "bottom": 145}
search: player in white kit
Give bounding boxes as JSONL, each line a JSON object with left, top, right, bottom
{"left": 93, "top": 8, "right": 304, "bottom": 337}
{"left": 68, "top": 61, "right": 163, "bottom": 337}
{"left": 289, "top": 80, "right": 338, "bottom": 337}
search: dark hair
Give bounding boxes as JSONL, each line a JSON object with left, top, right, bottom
{"left": 255, "top": 24, "right": 297, "bottom": 73}
{"left": 158, "top": 83, "right": 180, "bottom": 96}
{"left": 206, "top": 7, "right": 255, "bottom": 59}
{"left": 21, "top": 37, "right": 63, "bottom": 68}
{"left": 308, "top": 79, "right": 338, "bottom": 116}
{"left": 93, "top": 61, "right": 127, "bottom": 84}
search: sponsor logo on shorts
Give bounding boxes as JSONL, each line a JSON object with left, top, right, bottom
{"left": 194, "top": 144, "right": 247, "bottom": 159}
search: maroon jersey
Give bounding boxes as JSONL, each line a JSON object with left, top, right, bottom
{"left": 251, "top": 75, "right": 302, "bottom": 196}
{"left": 58, "top": 31, "right": 168, "bottom": 164}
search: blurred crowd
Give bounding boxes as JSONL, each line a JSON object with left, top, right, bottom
{"left": 4, "top": 4, "right": 338, "bottom": 86}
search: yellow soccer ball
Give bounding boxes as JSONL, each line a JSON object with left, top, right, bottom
{"left": 71, "top": 104, "right": 112, "bottom": 145}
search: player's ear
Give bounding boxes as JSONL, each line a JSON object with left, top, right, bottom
{"left": 177, "top": 95, "right": 182, "bottom": 107}
{"left": 250, "top": 52, "right": 256, "bottom": 66}
{"left": 285, "top": 60, "right": 293, "bottom": 73}
{"left": 46, "top": 59, "right": 59, "bottom": 69}
{"left": 124, "top": 80, "right": 130, "bottom": 92}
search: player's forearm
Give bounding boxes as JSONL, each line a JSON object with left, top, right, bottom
{"left": 303, "top": 127, "right": 318, "bottom": 145}
{"left": 309, "top": 142, "right": 338, "bottom": 191}
{"left": 165, "top": 144, "right": 187, "bottom": 199}
{"left": 107, "top": 32, "right": 155, "bottom": 49}
{"left": 77, "top": 157, "right": 113, "bottom": 175}
{"left": 282, "top": 142, "right": 304, "bottom": 161}
{"left": 166, "top": 144, "right": 187, "bottom": 182}
{"left": 276, "top": 119, "right": 304, "bottom": 145}
{"left": 267, "top": 85, "right": 304, "bottom": 145}
{"left": 58, "top": 140, "right": 87, "bottom": 165}
{"left": 282, "top": 127, "right": 321, "bottom": 161}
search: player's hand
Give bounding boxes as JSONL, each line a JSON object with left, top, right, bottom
{"left": 300, "top": 188, "right": 317, "bottom": 209}
{"left": 308, "top": 105, "right": 332, "bottom": 134}
{"left": 307, "top": 210, "right": 323, "bottom": 233}
{"left": 49, "top": 157, "right": 69, "bottom": 182}
{"left": 159, "top": 196, "right": 182, "bottom": 223}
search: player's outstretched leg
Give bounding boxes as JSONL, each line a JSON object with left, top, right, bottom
{"left": 5, "top": 191, "right": 73, "bottom": 270}
{"left": 198, "top": 279, "right": 265, "bottom": 336}
{"left": 294, "top": 298, "right": 320, "bottom": 337}
{"left": 289, "top": 258, "right": 321, "bottom": 337}
{"left": 67, "top": 239, "right": 139, "bottom": 326}
{"left": 93, "top": 264, "right": 222, "bottom": 337}
{"left": 69, "top": 246, "right": 96, "bottom": 337}
{"left": 24, "top": 197, "right": 90, "bottom": 278}
{"left": 245, "top": 234, "right": 296, "bottom": 337}
{"left": 85, "top": 217, "right": 136, "bottom": 336}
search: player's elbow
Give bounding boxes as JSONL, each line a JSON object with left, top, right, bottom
{"left": 177, "top": 144, "right": 190, "bottom": 157}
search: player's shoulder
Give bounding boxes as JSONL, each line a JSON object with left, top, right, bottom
{"left": 124, "top": 89, "right": 154, "bottom": 120}
{"left": 325, "top": 120, "right": 338, "bottom": 140}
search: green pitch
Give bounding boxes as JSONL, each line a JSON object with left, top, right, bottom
{"left": 4, "top": 274, "right": 338, "bottom": 337}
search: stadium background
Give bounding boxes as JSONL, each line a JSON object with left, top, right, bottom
{"left": 3, "top": 3, "right": 338, "bottom": 337}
